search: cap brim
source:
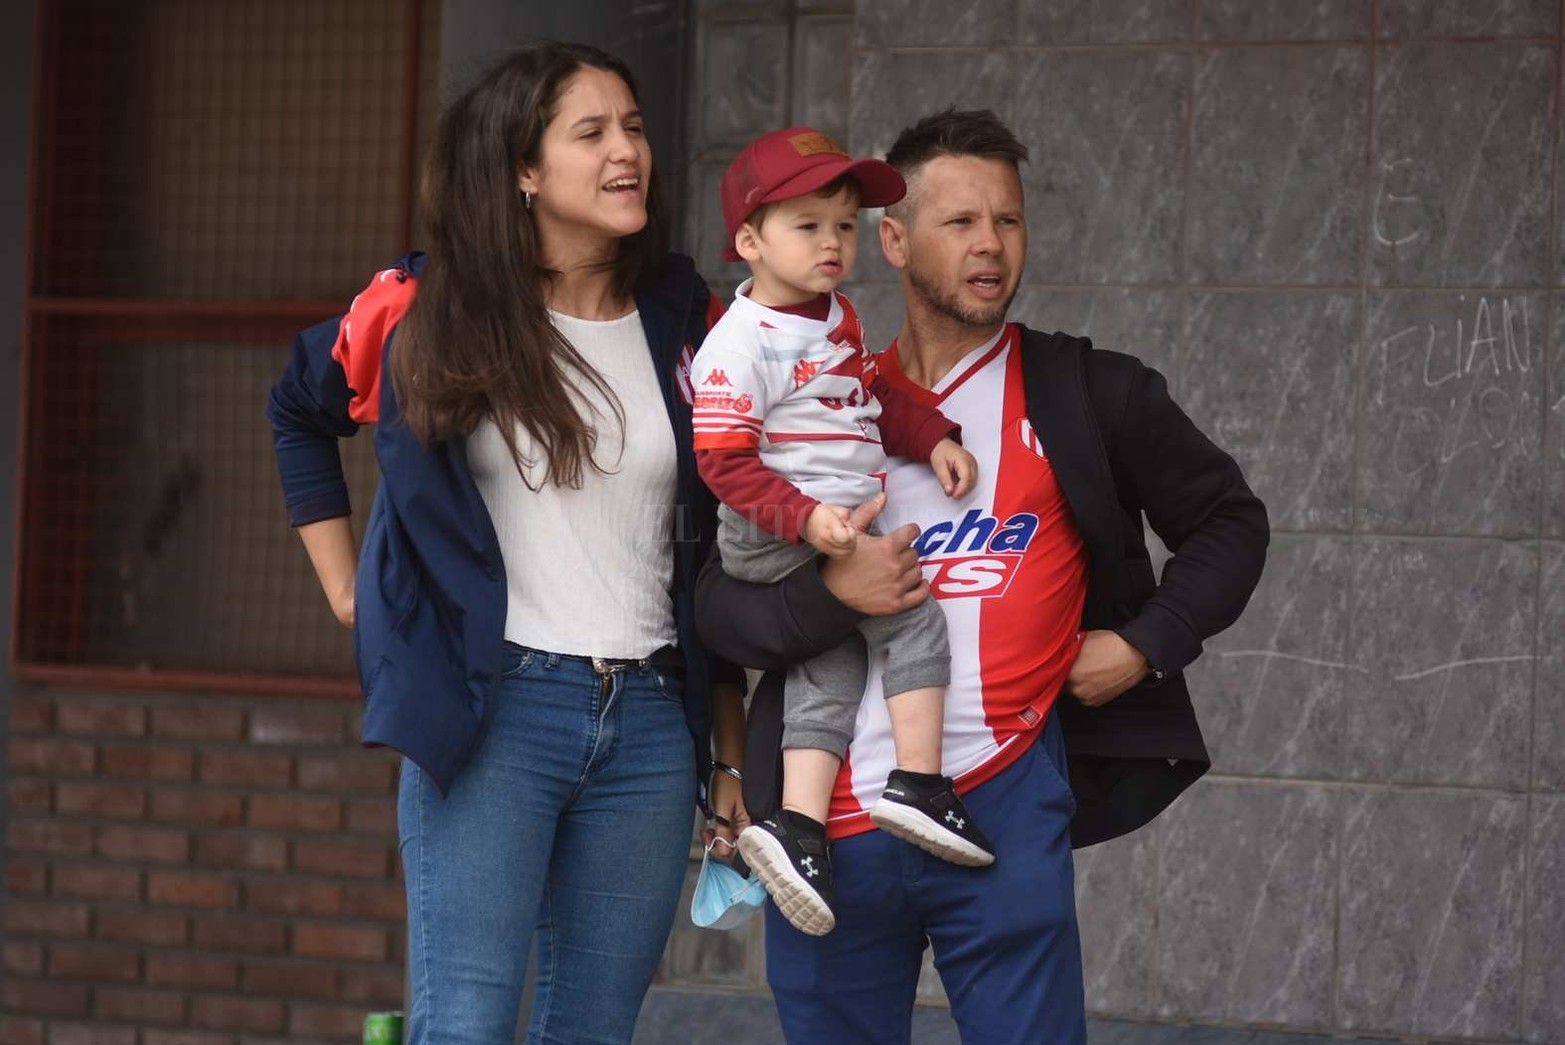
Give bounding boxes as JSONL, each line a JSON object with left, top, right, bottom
{"left": 760, "top": 156, "right": 907, "bottom": 210}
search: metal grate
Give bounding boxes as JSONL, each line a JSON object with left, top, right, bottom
{"left": 15, "top": 0, "right": 440, "bottom": 691}
{"left": 40, "top": 0, "right": 430, "bottom": 302}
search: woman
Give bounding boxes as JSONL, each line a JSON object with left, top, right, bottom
{"left": 267, "top": 43, "right": 748, "bottom": 1043}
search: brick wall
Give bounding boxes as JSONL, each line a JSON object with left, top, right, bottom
{"left": 2, "top": 691, "right": 403, "bottom": 1044}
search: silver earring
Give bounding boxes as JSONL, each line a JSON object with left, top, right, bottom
{"left": 524, "top": 191, "right": 534, "bottom": 211}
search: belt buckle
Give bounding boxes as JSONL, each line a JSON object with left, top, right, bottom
{"left": 590, "top": 656, "right": 639, "bottom": 677}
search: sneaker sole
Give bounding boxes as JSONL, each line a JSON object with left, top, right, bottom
{"left": 869, "top": 800, "right": 996, "bottom": 867}
{"left": 736, "top": 828, "right": 836, "bottom": 937}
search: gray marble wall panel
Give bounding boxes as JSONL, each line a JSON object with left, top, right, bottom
{"left": 1155, "top": 782, "right": 1338, "bottom": 1027}
{"left": 856, "top": 0, "right": 1017, "bottom": 48}
{"left": 1536, "top": 543, "right": 1565, "bottom": 792}
{"left": 1338, "top": 790, "right": 1526, "bottom": 1039}
{"left": 1196, "top": 0, "right": 1369, "bottom": 41}
{"left": 1185, "top": 536, "right": 1351, "bottom": 778}
{"left": 1187, "top": 48, "right": 1367, "bottom": 286}
{"left": 1360, "top": 291, "right": 1546, "bottom": 535}
{"left": 1008, "top": 287, "right": 1181, "bottom": 375}
{"left": 1181, "top": 292, "right": 1358, "bottom": 530}
{"left": 1369, "top": 44, "right": 1553, "bottom": 288}
{"left": 1525, "top": 796, "right": 1565, "bottom": 1044}
{"left": 1345, "top": 538, "right": 1536, "bottom": 789}
{"left": 1548, "top": 296, "right": 1564, "bottom": 536}
{"left": 1014, "top": 49, "right": 1188, "bottom": 284}
{"left": 1377, "top": 0, "right": 1559, "bottom": 39}
{"left": 1076, "top": 829, "right": 1158, "bottom": 1017}
{"left": 791, "top": 15, "right": 853, "bottom": 140}
{"left": 1017, "top": 0, "right": 1192, "bottom": 45}
{"left": 850, "top": 49, "right": 1018, "bottom": 162}
{"left": 846, "top": 280, "right": 908, "bottom": 352}
{"left": 697, "top": 18, "right": 792, "bottom": 146}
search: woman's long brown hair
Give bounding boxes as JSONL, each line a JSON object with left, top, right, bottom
{"left": 391, "top": 42, "right": 670, "bottom": 488}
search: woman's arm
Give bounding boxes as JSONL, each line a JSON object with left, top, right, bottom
{"left": 267, "top": 260, "right": 418, "bottom": 626}
{"left": 704, "top": 681, "right": 750, "bottom": 853}
{"left": 297, "top": 517, "right": 358, "bottom": 628}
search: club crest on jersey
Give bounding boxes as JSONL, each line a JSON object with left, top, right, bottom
{"left": 1018, "top": 418, "right": 1046, "bottom": 459}
{"left": 914, "top": 509, "right": 1039, "bottom": 599}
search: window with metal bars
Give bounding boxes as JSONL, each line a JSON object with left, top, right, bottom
{"left": 14, "top": 0, "right": 440, "bottom": 695}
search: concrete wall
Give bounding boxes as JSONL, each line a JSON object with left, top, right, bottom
{"left": 673, "top": 2, "right": 1565, "bottom": 1043}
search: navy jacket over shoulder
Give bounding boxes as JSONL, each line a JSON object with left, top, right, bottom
{"left": 268, "top": 251, "right": 738, "bottom": 802}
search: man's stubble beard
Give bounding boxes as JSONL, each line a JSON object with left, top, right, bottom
{"left": 905, "top": 254, "right": 1015, "bottom": 329}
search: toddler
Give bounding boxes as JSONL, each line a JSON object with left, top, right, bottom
{"left": 690, "top": 127, "right": 996, "bottom": 937}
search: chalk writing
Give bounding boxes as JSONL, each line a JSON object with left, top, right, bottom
{"left": 1392, "top": 655, "right": 1536, "bottom": 682}
{"left": 1369, "top": 295, "right": 1539, "bottom": 481}
{"left": 1217, "top": 650, "right": 1368, "bottom": 673}
{"left": 1373, "top": 157, "right": 1426, "bottom": 251}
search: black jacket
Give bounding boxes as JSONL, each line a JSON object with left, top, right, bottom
{"left": 694, "top": 326, "right": 1269, "bottom": 847}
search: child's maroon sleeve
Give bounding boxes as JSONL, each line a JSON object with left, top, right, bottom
{"left": 697, "top": 449, "right": 819, "bottom": 544}
{"left": 872, "top": 376, "right": 960, "bottom": 462}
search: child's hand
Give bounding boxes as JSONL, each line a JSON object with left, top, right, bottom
{"left": 931, "top": 438, "right": 978, "bottom": 498}
{"left": 805, "top": 503, "right": 858, "bottom": 557}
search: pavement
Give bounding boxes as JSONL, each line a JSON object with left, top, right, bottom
{"left": 631, "top": 987, "right": 1352, "bottom": 1044}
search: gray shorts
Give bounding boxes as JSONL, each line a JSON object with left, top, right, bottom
{"left": 718, "top": 505, "right": 951, "bottom": 758}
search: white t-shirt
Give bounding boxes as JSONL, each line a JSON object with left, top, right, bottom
{"left": 465, "top": 310, "right": 678, "bottom": 658}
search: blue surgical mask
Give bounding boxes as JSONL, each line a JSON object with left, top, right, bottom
{"left": 690, "top": 838, "right": 767, "bottom": 930}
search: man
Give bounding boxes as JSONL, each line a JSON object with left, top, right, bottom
{"left": 695, "top": 109, "right": 1268, "bottom": 1044}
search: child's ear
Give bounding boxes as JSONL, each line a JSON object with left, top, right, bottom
{"left": 734, "top": 222, "right": 765, "bottom": 263}
{"left": 879, "top": 214, "right": 909, "bottom": 270}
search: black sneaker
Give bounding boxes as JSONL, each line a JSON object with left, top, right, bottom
{"left": 736, "top": 813, "right": 836, "bottom": 936}
{"left": 870, "top": 770, "right": 996, "bottom": 867}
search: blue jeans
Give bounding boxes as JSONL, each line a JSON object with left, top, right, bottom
{"left": 766, "top": 711, "right": 1086, "bottom": 1045}
{"left": 398, "top": 644, "right": 696, "bottom": 1044}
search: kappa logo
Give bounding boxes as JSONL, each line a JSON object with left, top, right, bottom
{"left": 704, "top": 369, "right": 732, "bottom": 387}
{"left": 792, "top": 358, "right": 822, "bottom": 389}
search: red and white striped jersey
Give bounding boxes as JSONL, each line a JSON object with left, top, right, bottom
{"left": 689, "top": 281, "right": 887, "bottom": 510}
{"left": 828, "top": 324, "right": 1090, "bottom": 839}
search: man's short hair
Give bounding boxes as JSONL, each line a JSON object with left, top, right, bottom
{"left": 883, "top": 109, "right": 1029, "bottom": 219}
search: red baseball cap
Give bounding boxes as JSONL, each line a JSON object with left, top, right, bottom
{"left": 720, "top": 127, "right": 906, "bottom": 262}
